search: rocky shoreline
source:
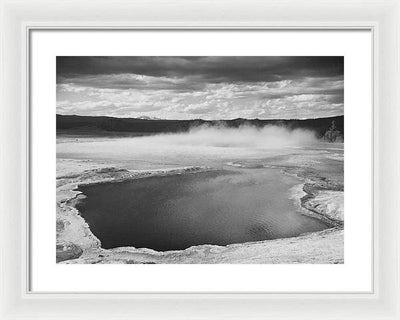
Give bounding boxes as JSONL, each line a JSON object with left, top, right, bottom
{"left": 282, "top": 166, "right": 344, "bottom": 228}
{"left": 56, "top": 158, "right": 344, "bottom": 264}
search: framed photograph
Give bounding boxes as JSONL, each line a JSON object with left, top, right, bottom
{"left": 1, "top": 0, "right": 399, "bottom": 319}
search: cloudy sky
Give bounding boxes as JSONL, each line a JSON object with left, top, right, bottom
{"left": 56, "top": 56, "right": 344, "bottom": 120}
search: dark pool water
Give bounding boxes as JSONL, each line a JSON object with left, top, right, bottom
{"left": 75, "top": 169, "right": 328, "bottom": 251}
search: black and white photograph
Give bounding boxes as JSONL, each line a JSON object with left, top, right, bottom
{"left": 56, "top": 56, "right": 344, "bottom": 264}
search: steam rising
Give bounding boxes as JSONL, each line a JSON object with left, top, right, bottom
{"left": 141, "top": 125, "right": 317, "bottom": 149}
{"left": 58, "top": 125, "right": 319, "bottom": 170}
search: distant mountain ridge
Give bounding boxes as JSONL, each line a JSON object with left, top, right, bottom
{"left": 57, "top": 114, "right": 344, "bottom": 139}
{"left": 136, "top": 116, "right": 162, "bottom": 120}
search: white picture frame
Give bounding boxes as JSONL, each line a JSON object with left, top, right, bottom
{"left": 1, "top": 0, "right": 399, "bottom": 319}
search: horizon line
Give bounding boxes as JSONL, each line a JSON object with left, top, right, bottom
{"left": 56, "top": 114, "right": 344, "bottom": 122}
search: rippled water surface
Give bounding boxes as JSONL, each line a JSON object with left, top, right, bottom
{"left": 76, "top": 168, "right": 329, "bottom": 251}
{"left": 59, "top": 131, "right": 343, "bottom": 251}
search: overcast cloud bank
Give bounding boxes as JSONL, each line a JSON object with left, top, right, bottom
{"left": 57, "top": 56, "right": 344, "bottom": 120}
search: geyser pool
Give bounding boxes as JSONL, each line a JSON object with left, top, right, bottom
{"left": 75, "top": 168, "right": 329, "bottom": 251}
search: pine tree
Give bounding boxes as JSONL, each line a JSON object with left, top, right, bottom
{"left": 325, "top": 120, "right": 337, "bottom": 142}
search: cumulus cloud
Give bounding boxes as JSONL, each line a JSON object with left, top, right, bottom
{"left": 56, "top": 56, "right": 344, "bottom": 119}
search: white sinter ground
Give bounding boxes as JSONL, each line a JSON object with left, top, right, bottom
{"left": 56, "top": 132, "right": 344, "bottom": 264}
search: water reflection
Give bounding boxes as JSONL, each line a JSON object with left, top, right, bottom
{"left": 75, "top": 168, "right": 328, "bottom": 251}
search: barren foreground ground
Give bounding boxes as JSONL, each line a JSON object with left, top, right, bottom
{"left": 56, "top": 136, "right": 344, "bottom": 264}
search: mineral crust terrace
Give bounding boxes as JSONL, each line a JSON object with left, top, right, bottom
{"left": 56, "top": 158, "right": 344, "bottom": 264}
